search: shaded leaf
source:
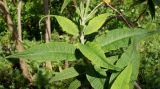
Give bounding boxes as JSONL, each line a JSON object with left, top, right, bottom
{"left": 7, "top": 42, "right": 77, "bottom": 61}
{"left": 148, "top": 0, "right": 155, "bottom": 19}
{"left": 77, "top": 42, "right": 120, "bottom": 70}
{"left": 61, "top": 0, "right": 71, "bottom": 13}
{"left": 68, "top": 79, "right": 81, "bottom": 89}
{"left": 86, "top": 66, "right": 107, "bottom": 89}
{"left": 55, "top": 15, "right": 79, "bottom": 36}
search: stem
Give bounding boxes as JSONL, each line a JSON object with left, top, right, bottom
{"left": 106, "top": 3, "right": 132, "bottom": 28}
{"left": 86, "top": 2, "right": 103, "bottom": 19}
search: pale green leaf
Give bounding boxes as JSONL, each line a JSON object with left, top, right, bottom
{"left": 111, "top": 64, "right": 132, "bottom": 89}
{"left": 84, "top": 13, "right": 108, "bottom": 35}
{"left": 61, "top": 0, "right": 71, "bottom": 13}
{"left": 7, "top": 42, "right": 77, "bottom": 61}
{"left": 94, "top": 28, "right": 148, "bottom": 52}
{"left": 68, "top": 79, "right": 81, "bottom": 89}
{"left": 55, "top": 16, "right": 79, "bottom": 36}
{"left": 52, "top": 67, "right": 79, "bottom": 81}
{"left": 77, "top": 43, "right": 120, "bottom": 70}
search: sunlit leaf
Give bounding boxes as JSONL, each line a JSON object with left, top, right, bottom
{"left": 84, "top": 13, "right": 108, "bottom": 35}
{"left": 55, "top": 15, "right": 79, "bottom": 36}
{"left": 52, "top": 67, "right": 79, "bottom": 81}
{"left": 7, "top": 42, "right": 77, "bottom": 61}
{"left": 111, "top": 64, "right": 132, "bottom": 89}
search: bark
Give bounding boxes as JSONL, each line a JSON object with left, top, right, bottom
{"left": 17, "top": 0, "right": 33, "bottom": 82}
{"left": 0, "top": 0, "right": 32, "bottom": 82}
{"left": 44, "top": 0, "right": 52, "bottom": 71}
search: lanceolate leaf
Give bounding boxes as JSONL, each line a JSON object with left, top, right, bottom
{"left": 61, "top": 0, "right": 71, "bottom": 13}
{"left": 111, "top": 64, "right": 132, "bottom": 89}
{"left": 7, "top": 42, "right": 77, "bottom": 61}
{"left": 55, "top": 16, "right": 79, "bottom": 36}
{"left": 110, "top": 45, "right": 140, "bottom": 88}
{"left": 94, "top": 28, "right": 148, "bottom": 52}
{"left": 52, "top": 67, "right": 79, "bottom": 81}
{"left": 86, "top": 66, "right": 107, "bottom": 89}
{"left": 68, "top": 79, "right": 81, "bottom": 89}
{"left": 84, "top": 13, "right": 108, "bottom": 35}
{"left": 77, "top": 43, "right": 120, "bottom": 70}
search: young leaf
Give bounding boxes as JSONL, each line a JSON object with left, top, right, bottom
{"left": 7, "top": 42, "right": 77, "bottom": 61}
{"left": 52, "top": 67, "right": 79, "bottom": 81}
{"left": 77, "top": 43, "right": 120, "bottom": 70}
{"left": 54, "top": 15, "right": 79, "bottom": 36}
{"left": 61, "top": 0, "right": 71, "bottom": 13}
{"left": 68, "top": 79, "right": 81, "bottom": 89}
{"left": 94, "top": 28, "right": 148, "bottom": 52}
{"left": 84, "top": 13, "right": 108, "bottom": 35}
{"left": 111, "top": 64, "right": 132, "bottom": 89}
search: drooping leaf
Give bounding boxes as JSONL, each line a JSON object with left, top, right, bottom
{"left": 54, "top": 15, "right": 79, "bottom": 36}
{"left": 61, "top": 0, "right": 71, "bottom": 13}
{"left": 7, "top": 42, "right": 77, "bottom": 61}
{"left": 68, "top": 79, "right": 81, "bottom": 89}
{"left": 111, "top": 64, "right": 132, "bottom": 89}
{"left": 52, "top": 67, "right": 79, "bottom": 81}
{"left": 77, "top": 42, "right": 120, "bottom": 70}
{"left": 84, "top": 13, "right": 108, "bottom": 35}
{"left": 86, "top": 66, "right": 107, "bottom": 89}
{"left": 94, "top": 28, "right": 148, "bottom": 52}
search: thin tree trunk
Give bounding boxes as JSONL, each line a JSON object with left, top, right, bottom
{"left": 44, "top": 0, "right": 52, "bottom": 71}
{"left": 17, "top": 0, "right": 33, "bottom": 82}
{"left": 0, "top": 0, "right": 32, "bottom": 82}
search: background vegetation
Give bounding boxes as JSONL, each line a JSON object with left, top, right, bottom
{"left": 0, "top": 0, "right": 160, "bottom": 89}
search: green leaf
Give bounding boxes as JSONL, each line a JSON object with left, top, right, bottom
{"left": 111, "top": 64, "right": 132, "bottom": 89}
{"left": 77, "top": 42, "right": 120, "bottom": 70}
{"left": 84, "top": 13, "right": 108, "bottom": 35}
{"left": 55, "top": 16, "right": 79, "bottom": 36}
{"left": 61, "top": 0, "right": 71, "bottom": 13}
{"left": 7, "top": 42, "right": 77, "bottom": 61}
{"left": 116, "top": 45, "right": 139, "bottom": 68}
{"left": 86, "top": 66, "right": 107, "bottom": 89}
{"left": 52, "top": 67, "right": 79, "bottom": 81}
{"left": 109, "top": 45, "right": 140, "bottom": 88}
{"left": 68, "top": 79, "right": 81, "bottom": 89}
{"left": 94, "top": 28, "right": 148, "bottom": 52}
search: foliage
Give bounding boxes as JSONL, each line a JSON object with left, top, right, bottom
{"left": 0, "top": 0, "right": 160, "bottom": 89}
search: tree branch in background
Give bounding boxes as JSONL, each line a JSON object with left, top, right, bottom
{"left": 44, "top": 0, "right": 52, "bottom": 71}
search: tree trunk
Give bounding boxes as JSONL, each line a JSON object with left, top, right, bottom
{"left": 44, "top": 0, "right": 52, "bottom": 71}
{"left": 0, "top": 0, "right": 32, "bottom": 82}
{"left": 17, "top": 0, "right": 33, "bottom": 82}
